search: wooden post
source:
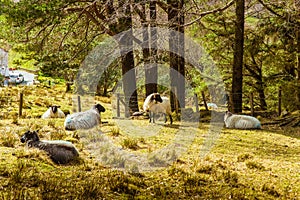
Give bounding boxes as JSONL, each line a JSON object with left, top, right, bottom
{"left": 250, "top": 92, "right": 254, "bottom": 116}
{"left": 201, "top": 91, "right": 208, "bottom": 111}
{"left": 19, "top": 92, "right": 23, "bottom": 117}
{"left": 173, "top": 87, "right": 179, "bottom": 114}
{"left": 77, "top": 95, "right": 81, "bottom": 112}
{"left": 278, "top": 87, "right": 282, "bottom": 116}
{"left": 117, "top": 93, "right": 120, "bottom": 118}
{"left": 194, "top": 94, "right": 199, "bottom": 112}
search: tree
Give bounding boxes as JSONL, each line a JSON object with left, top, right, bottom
{"left": 231, "top": 0, "right": 245, "bottom": 113}
{"left": 168, "top": 0, "right": 185, "bottom": 112}
{"left": 3, "top": 0, "right": 139, "bottom": 113}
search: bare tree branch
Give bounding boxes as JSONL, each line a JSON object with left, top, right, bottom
{"left": 184, "top": 0, "right": 234, "bottom": 27}
{"left": 257, "top": 0, "right": 284, "bottom": 18}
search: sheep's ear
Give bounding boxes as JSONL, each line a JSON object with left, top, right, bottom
{"left": 57, "top": 105, "right": 61, "bottom": 108}
{"left": 226, "top": 111, "right": 233, "bottom": 117}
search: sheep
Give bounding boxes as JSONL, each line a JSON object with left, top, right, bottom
{"left": 20, "top": 130, "right": 79, "bottom": 164}
{"left": 64, "top": 103, "right": 105, "bottom": 131}
{"left": 41, "top": 105, "right": 65, "bottom": 119}
{"left": 143, "top": 93, "right": 163, "bottom": 112}
{"left": 224, "top": 111, "right": 261, "bottom": 129}
{"left": 143, "top": 93, "right": 173, "bottom": 124}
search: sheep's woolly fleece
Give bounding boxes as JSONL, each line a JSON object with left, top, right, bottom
{"left": 224, "top": 111, "right": 261, "bottom": 129}
{"left": 64, "top": 104, "right": 105, "bottom": 131}
{"left": 20, "top": 130, "right": 79, "bottom": 164}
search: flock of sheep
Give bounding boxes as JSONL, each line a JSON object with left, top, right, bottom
{"left": 21, "top": 103, "right": 106, "bottom": 164}
{"left": 20, "top": 93, "right": 261, "bottom": 165}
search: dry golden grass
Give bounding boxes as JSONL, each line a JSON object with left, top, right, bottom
{"left": 0, "top": 85, "right": 299, "bottom": 199}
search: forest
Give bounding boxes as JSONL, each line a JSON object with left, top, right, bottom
{"left": 0, "top": 0, "right": 299, "bottom": 199}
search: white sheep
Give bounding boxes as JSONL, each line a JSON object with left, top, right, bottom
{"left": 64, "top": 103, "right": 106, "bottom": 131}
{"left": 143, "top": 93, "right": 173, "bottom": 124}
{"left": 20, "top": 130, "right": 79, "bottom": 164}
{"left": 41, "top": 105, "right": 65, "bottom": 119}
{"left": 224, "top": 111, "right": 261, "bottom": 129}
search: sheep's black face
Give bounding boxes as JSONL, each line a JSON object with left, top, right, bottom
{"left": 151, "top": 93, "right": 163, "bottom": 103}
{"left": 95, "top": 103, "right": 106, "bottom": 113}
{"left": 224, "top": 111, "right": 233, "bottom": 122}
{"left": 20, "top": 131, "right": 40, "bottom": 143}
{"left": 50, "top": 105, "right": 59, "bottom": 113}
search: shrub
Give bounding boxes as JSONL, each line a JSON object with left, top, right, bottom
{"left": 121, "top": 138, "right": 139, "bottom": 150}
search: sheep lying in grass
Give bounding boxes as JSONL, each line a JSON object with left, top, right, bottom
{"left": 41, "top": 105, "right": 65, "bottom": 119}
{"left": 64, "top": 103, "right": 106, "bottom": 131}
{"left": 20, "top": 130, "right": 79, "bottom": 164}
{"left": 143, "top": 93, "right": 173, "bottom": 124}
{"left": 224, "top": 111, "right": 261, "bottom": 129}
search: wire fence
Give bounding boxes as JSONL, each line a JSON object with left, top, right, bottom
{"left": 0, "top": 86, "right": 287, "bottom": 120}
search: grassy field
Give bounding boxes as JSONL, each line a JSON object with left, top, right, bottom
{"left": 0, "top": 84, "right": 299, "bottom": 199}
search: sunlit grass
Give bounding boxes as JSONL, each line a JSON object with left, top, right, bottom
{"left": 0, "top": 84, "right": 299, "bottom": 199}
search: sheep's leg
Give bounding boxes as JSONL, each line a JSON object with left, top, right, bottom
{"left": 164, "top": 113, "right": 167, "bottom": 123}
{"left": 149, "top": 112, "right": 155, "bottom": 123}
{"left": 152, "top": 112, "right": 155, "bottom": 123}
{"left": 169, "top": 114, "right": 173, "bottom": 125}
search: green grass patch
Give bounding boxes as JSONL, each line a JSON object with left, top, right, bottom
{"left": 0, "top": 85, "right": 299, "bottom": 199}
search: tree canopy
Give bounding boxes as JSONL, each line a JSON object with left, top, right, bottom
{"left": 1, "top": 0, "right": 300, "bottom": 112}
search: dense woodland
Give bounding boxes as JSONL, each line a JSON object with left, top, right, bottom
{"left": 1, "top": 0, "right": 300, "bottom": 114}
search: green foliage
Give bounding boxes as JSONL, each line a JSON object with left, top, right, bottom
{"left": 121, "top": 138, "right": 139, "bottom": 150}
{"left": 110, "top": 127, "right": 120, "bottom": 137}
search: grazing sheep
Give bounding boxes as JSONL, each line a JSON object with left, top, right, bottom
{"left": 20, "top": 130, "right": 79, "bottom": 164}
{"left": 224, "top": 111, "right": 261, "bottom": 129}
{"left": 41, "top": 105, "right": 65, "bottom": 119}
{"left": 143, "top": 93, "right": 163, "bottom": 112}
{"left": 64, "top": 103, "right": 105, "bottom": 131}
{"left": 143, "top": 93, "right": 173, "bottom": 124}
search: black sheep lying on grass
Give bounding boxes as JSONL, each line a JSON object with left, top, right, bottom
{"left": 20, "top": 130, "right": 79, "bottom": 164}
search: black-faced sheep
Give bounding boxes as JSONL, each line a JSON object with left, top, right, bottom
{"left": 64, "top": 103, "right": 106, "bottom": 131}
{"left": 143, "top": 93, "right": 173, "bottom": 124}
{"left": 20, "top": 130, "right": 79, "bottom": 164}
{"left": 41, "top": 105, "right": 65, "bottom": 119}
{"left": 224, "top": 111, "right": 261, "bottom": 129}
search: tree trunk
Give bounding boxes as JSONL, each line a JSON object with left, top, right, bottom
{"left": 177, "top": 0, "right": 185, "bottom": 109}
{"left": 231, "top": 0, "right": 245, "bottom": 113}
{"left": 118, "top": 0, "right": 139, "bottom": 115}
{"left": 257, "top": 82, "right": 267, "bottom": 110}
{"left": 143, "top": 1, "right": 158, "bottom": 97}
{"left": 168, "top": 0, "right": 185, "bottom": 112}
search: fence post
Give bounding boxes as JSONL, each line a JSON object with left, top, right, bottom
{"left": 194, "top": 94, "right": 199, "bottom": 112}
{"left": 250, "top": 92, "right": 254, "bottom": 116}
{"left": 278, "top": 87, "right": 282, "bottom": 116}
{"left": 201, "top": 91, "right": 208, "bottom": 111}
{"left": 19, "top": 92, "right": 23, "bottom": 117}
{"left": 117, "top": 93, "right": 120, "bottom": 118}
{"left": 77, "top": 95, "right": 81, "bottom": 112}
{"left": 173, "top": 87, "right": 179, "bottom": 114}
